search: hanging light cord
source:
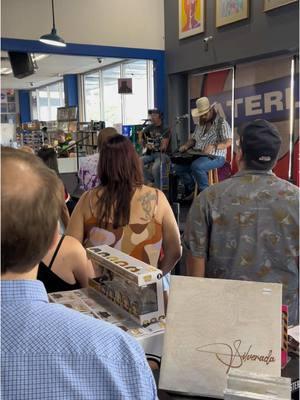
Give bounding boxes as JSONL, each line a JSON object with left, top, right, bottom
{"left": 51, "top": 0, "right": 56, "bottom": 30}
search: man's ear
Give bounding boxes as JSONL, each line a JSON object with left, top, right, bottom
{"left": 49, "top": 223, "right": 60, "bottom": 251}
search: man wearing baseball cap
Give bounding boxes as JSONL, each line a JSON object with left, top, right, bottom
{"left": 174, "top": 97, "right": 232, "bottom": 199}
{"left": 184, "top": 119, "right": 299, "bottom": 325}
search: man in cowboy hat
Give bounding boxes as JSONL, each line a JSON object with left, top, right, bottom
{"left": 174, "top": 97, "right": 232, "bottom": 198}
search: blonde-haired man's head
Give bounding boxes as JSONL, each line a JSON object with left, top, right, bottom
{"left": 97, "top": 127, "right": 118, "bottom": 152}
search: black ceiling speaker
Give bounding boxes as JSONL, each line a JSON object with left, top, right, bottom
{"left": 8, "top": 52, "right": 34, "bottom": 79}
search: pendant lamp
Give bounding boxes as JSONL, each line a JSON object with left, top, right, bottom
{"left": 40, "top": 0, "right": 66, "bottom": 47}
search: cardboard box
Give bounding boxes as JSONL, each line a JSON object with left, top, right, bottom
{"left": 159, "top": 276, "right": 282, "bottom": 399}
{"left": 87, "top": 245, "right": 165, "bottom": 326}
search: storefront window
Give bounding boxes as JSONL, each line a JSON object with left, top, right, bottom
{"left": 31, "top": 81, "right": 65, "bottom": 122}
{"left": 123, "top": 60, "right": 149, "bottom": 125}
{"left": 84, "top": 72, "right": 100, "bottom": 121}
{"left": 83, "top": 60, "right": 154, "bottom": 127}
{"left": 102, "top": 65, "right": 122, "bottom": 127}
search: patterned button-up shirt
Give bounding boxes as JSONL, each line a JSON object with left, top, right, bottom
{"left": 192, "top": 114, "right": 232, "bottom": 157}
{"left": 184, "top": 170, "right": 299, "bottom": 325}
{"left": 1, "top": 280, "right": 157, "bottom": 400}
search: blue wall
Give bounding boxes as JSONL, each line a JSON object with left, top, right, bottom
{"left": 18, "top": 90, "right": 31, "bottom": 123}
{"left": 63, "top": 74, "right": 79, "bottom": 108}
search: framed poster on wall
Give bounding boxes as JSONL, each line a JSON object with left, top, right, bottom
{"left": 179, "top": 0, "right": 204, "bottom": 39}
{"left": 118, "top": 78, "right": 133, "bottom": 94}
{"left": 264, "top": 0, "right": 298, "bottom": 11}
{"left": 216, "top": 0, "right": 249, "bottom": 27}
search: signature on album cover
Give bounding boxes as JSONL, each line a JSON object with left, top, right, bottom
{"left": 196, "top": 339, "right": 276, "bottom": 373}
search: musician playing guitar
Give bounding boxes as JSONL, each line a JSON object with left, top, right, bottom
{"left": 139, "top": 109, "right": 171, "bottom": 189}
{"left": 174, "top": 97, "right": 232, "bottom": 199}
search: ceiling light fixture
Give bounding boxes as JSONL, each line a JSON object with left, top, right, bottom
{"left": 0, "top": 67, "right": 13, "bottom": 75}
{"left": 39, "top": 0, "right": 66, "bottom": 47}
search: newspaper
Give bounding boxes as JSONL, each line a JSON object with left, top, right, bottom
{"left": 49, "top": 288, "right": 165, "bottom": 339}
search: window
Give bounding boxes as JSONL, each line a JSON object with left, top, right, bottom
{"left": 82, "top": 60, "right": 154, "bottom": 126}
{"left": 102, "top": 65, "right": 121, "bottom": 127}
{"left": 31, "top": 81, "right": 65, "bottom": 121}
{"left": 123, "top": 60, "right": 150, "bottom": 125}
{"left": 84, "top": 72, "right": 100, "bottom": 121}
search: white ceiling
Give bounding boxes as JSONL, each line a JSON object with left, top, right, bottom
{"left": 1, "top": 52, "right": 123, "bottom": 89}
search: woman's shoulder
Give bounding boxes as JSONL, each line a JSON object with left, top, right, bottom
{"left": 62, "top": 235, "right": 86, "bottom": 259}
{"left": 138, "top": 185, "right": 169, "bottom": 203}
{"left": 62, "top": 235, "right": 85, "bottom": 250}
{"left": 134, "top": 185, "right": 169, "bottom": 221}
{"left": 77, "top": 188, "right": 100, "bottom": 209}
{"left": 138, "top": 184, "right": 164, "bottom": 196}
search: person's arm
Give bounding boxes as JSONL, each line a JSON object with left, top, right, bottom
{"left": 65, "top": 191, "right": 89, "bottom": 244}
{"left": 137, "top": 130, "right": 144, "bottom": 146}
{"left": 160, "top": 128, "right": 171, "bottom": 152}
{"left": 215, "top": 139, "right": 232, "bottom": 150}
{"left": 186, "top": 253, "right": 205, "bottom": 277}
{"left": 160, "top": 137, "right": 169, "bottom": 152}
{"left": 183, "top": 192, "right": 210, "bottom": 277}
{"left": 97, "top": 330, "right": 158, "bottom": 399}
{"left": 67, "top": 236, "right": 95, "bottom": 287}
{"left": 179, "top": 138, "right": 196, "bottom": 153}
{"left": 157, "top": 192, "right": 182, "bottom": 275}
{"left": 214, "top": 119, "right": 232, "bottom": 151}
{"left": 141, "top": 127, "right": 150, "bottom": 149}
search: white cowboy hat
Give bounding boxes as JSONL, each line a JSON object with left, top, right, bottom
{"left": 191, "top": 97, "right": 216, "bottom": 118}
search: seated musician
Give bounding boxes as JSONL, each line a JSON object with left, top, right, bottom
{"left": 174, "top": 97, "right": 232, "bottom": 198}
{"left": 139, "top": 109, "right": 171, "bottom": 189}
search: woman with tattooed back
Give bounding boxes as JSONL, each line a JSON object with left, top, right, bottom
{"left": 66, "top": 135, "right": 181, "bottom": 290}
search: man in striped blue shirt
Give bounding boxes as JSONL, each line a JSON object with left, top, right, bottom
{"left": 1, "top": 148, "right": 157, "bottom": 400}
{"left": 174, "top": 97, "right": 232, "bottom": 196}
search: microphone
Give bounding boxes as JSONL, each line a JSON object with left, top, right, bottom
{"left": 141, "top": 118, "right": 151, "bottom": 122}
{"left": 175, "top": 114, "right": 189, "bottom": 120}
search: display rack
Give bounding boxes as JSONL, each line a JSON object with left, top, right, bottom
{"left": 16, "top": 121, "right": 43, "bottom": 153}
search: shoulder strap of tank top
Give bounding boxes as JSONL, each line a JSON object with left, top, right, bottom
{"left": 48, "top": 235, "right": 65, "bottom": 270}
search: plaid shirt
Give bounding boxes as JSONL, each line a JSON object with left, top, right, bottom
{"left": 1, "top": 280, "right": 157, "bottom": 400}
{"left": 192, "top": 115, "right": 232, "bottom": 157}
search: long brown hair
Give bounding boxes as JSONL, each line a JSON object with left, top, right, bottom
{"left": 96, "top": 135, "right": 143, "bottom": 228}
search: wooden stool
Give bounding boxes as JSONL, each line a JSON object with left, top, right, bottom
{"left": 193, "top": 168, "right": 219, "bottom": 199}
{"left": 208, "top": 168, "right": 219, "bottom": 185}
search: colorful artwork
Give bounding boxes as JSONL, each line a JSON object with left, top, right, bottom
{"left": 264, "top": 0, "right": 298, "bottom": 11}
{"left": 216, "top": 0, "right": 249, "bottom": 27}
{"left": 179, "top": 0, "right": 204, "bottom": 39}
